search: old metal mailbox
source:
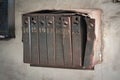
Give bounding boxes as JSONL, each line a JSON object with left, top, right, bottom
{"left": 22, "top": 10, "right": 98, "bottom": 70}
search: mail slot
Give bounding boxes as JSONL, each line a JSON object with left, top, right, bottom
{"left": 22, "top": 10, "right": 96, "bottom": 70}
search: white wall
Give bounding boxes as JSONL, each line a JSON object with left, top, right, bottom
{"left": 0, "top": 0, "right": 120, "bottom": 80}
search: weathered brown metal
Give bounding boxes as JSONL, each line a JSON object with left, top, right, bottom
{"left": 61, "top": 16, "right": 72, "bottom": 67}
{"left": 46, "top": 15, "right": 55, "bottom": 66}
{"left": 22, "top": 10, "right": 96, "bottom": 70}
{"left": 22, "top": 16, "right": 31, "bottom": 63}
{"left": 71, "top": 16, "right": 82, "bottom": 67}
{"left": 54, "top": 15, "right": 64, "bottom": 66}
{"left": 38, "top": 15, "right": 48, "bottom": 65}
{"left": 83, "top": 17, "right": 95, "bottom": 69}
{"left": 30, "top": 16, "right": 39, "bottom": 64}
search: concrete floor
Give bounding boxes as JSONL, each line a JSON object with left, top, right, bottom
{"left": 0, "top": 0, "right": 120, "bottom": 80}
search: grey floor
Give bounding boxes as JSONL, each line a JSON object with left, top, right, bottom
{"left": 0, "top": 0, "right": 120, "bottom": 80}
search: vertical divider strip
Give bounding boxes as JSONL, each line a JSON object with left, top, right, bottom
{"left": 31, "top": 16, "right": 39, "bottom": 64}
{"left": 23, "top": 16, "right": 31, "bottom": 63}
{"left": 69, "top": 17, "right": 73, "bottom": 66}
{"left": 46, "top": 15, "right": 55, "bottom": 65}
{"left": 37, "top": 15, "right": 40, "bottom": 65}
{"left": 71, "top": 16, "right": 82, "bottom": 67}
{"left": 45, "top": 16, "right": 48, "bottom": 65}
{"left": 39, "top": 15, "right": 48, "bottom": 65}
{"left": 83, "top": 17, "right": 95, "bottom": 69}
{"left": 62, "top": 16, "right": 72, "bottom": 67}
{"left": 55, "top": 16, "right": 64, "bottom": 66}
{"left": 53, "top": 16, "right": 56, "bottom": 65}
{"left": 28, "top": 17, "right": 32, "bottom": 63}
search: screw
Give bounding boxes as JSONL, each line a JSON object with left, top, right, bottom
{"left": 40, "top": 21, "right": 45, "bottom": 25}
{"left": 74, "top": 21, "right": 79, "bottom": 25}
{"left": 64, "top": 21, "right": 68, "bottom": 25}
{"left": 63, "top": 21, "right": 68, "bottom": 27}
{"left": 32, "top": 20, "right": 36, "bottom": 24}
{"left": 25, "top": 20, "right": 28, "bottom": 24}
{"left": 48, "top": 21, "right": 53, "bottom": 24}
{"left": 90, "top": 23, "right": 94, "bottom": 28}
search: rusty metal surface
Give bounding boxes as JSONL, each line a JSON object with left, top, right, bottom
{"left": 22, "top": 16, "right": 31, "bottom": 63}
{"left": 83, "top": 17, "right": 95, "bottom": 69}
{"left": 38, "top": 15, "right": 48, "bottom": 65}
{"left": 22, "top": 10, "right": 95, "bottom": 70}
{"left": 30, "top": 16, "right": 39, "bottom": 64}
{"left": 71, "top": 16, "right": 82, "bottom": 67}
{"left": 46, "top": 15, "right": 55, "bottom": 66}
{"left": 61, "top": 16, "right": 72, "bottom": 67}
